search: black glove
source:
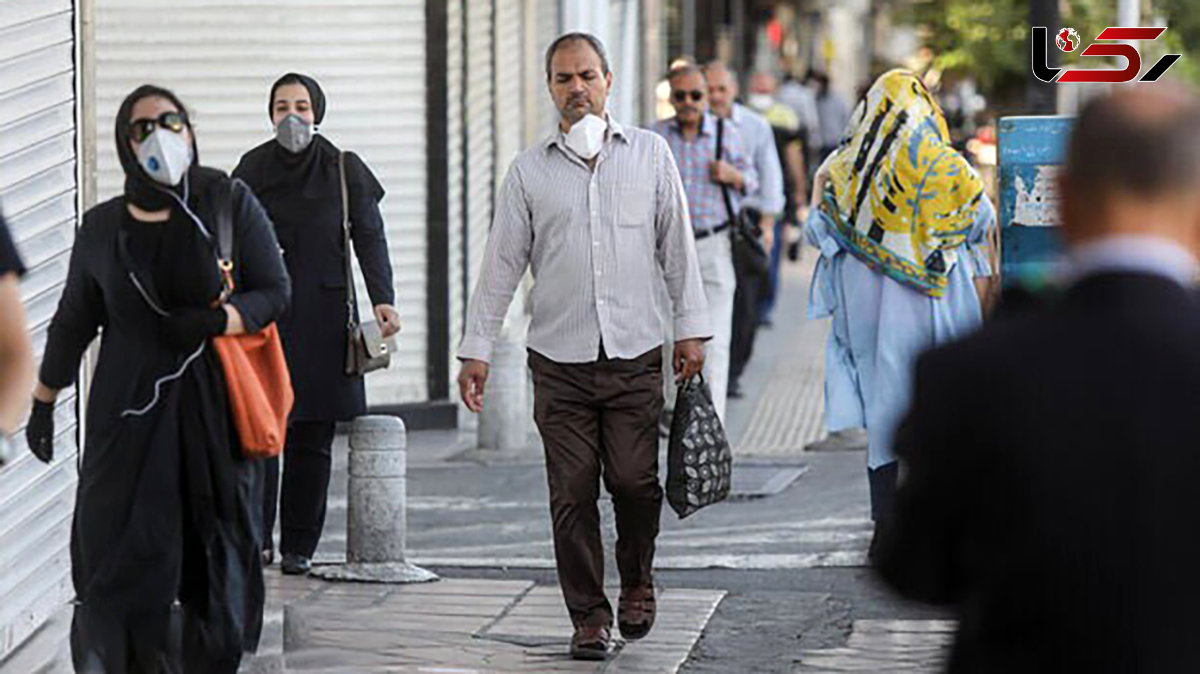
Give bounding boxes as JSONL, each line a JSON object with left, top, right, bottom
{"left": 162, "top": 307, "right": 228, "bottom": 351}
{"left": 26, "top": 398, "right": 54, "bottom": 464}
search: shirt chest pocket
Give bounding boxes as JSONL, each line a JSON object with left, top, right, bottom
{"left": 614, "top": 184, "right": 653, "bottom": 228}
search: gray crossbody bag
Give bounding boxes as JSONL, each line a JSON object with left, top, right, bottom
{"left": 339, "top": 152, "right": 394, "bottom": 376}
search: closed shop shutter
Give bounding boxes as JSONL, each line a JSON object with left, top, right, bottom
{"left": 464, "top": 0, "right": 494, "bottom": 300}
{"left": 535, "top": 0, "right": 560, "bottom": 140}
{"left": 494, "top": 0, "right": 523, "bottom": 184}
{"left": 94, "top": 0, "right": 428, "bottom": 405}
{"left": 0, "top": 0, "right": 80, "bottom": 658}
{"left": 446, "top": 0, "right": 465, "bottom": 390}
{"left": 609, "top": 0, "right": 641, "bottom": 125}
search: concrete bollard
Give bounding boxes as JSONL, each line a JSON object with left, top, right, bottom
{"left": 310, "top": 415, "right": 437, "bottom": 584}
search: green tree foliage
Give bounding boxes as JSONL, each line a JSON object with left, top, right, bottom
{"left": 1158, "top": 0, "right": 1200, "bottom": 85}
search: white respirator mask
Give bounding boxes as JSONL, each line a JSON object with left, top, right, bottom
{"left": 563, "top": 113, "right": 608, "bottom": 160}
{"left": 137, "top": 128, "right": 193, "bottom": 187}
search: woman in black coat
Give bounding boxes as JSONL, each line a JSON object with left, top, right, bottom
{"left": 25, "top": 86, "right": 290, "bottom": 671}
{"left": 233, "top": 73, "right": 398, "bottom": 575}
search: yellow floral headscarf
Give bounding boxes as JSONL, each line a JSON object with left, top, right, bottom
{"left": 821, "top": 69, "right": 984, "bottom": 297}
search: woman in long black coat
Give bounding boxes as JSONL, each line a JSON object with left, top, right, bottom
{"left": 233, "top": 73, "right": 398, "bottom": 574}
{"left": 26, "top": 85, "right": 290, "bottom": 672}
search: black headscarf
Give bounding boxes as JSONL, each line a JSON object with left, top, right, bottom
{"left": 115, "top": 84, "right": 201, "bottom": 212}
{"left": 234, "top": 73, "right": 383, "bottom": 204}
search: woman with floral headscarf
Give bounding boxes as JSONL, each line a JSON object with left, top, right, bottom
{"left": 804, "top": 70, "right": 996, "bottom": 549}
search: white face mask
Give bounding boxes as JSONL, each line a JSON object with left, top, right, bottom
{"left": 563, "top": 113, "right": 608, "bottom": 160}
{"left": 137, "top": 128, "right": 192, "bottom": 186}
{"left": 747, "top": 94, "right": 774, "bottom": 112}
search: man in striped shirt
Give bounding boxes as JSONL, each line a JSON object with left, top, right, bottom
{"left": 457, "top": 33, "right": 711, "bottom": 660}
{"left": 651, "top": 64, "right": 758, "bottom": 423}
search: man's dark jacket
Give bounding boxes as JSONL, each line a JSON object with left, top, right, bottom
{"left": 875, "top": 271, "right": 1200, "bottom": 673}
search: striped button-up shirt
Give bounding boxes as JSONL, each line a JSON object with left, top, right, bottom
{"left": 458, "top": 116, "right": 712, "bottom": 365}
{"left": 650, "top": 112, "right": 758, "bottom": 232}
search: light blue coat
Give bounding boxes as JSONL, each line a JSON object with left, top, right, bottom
{"left": 806, "top": 197, "right": 996, "bottom": 468}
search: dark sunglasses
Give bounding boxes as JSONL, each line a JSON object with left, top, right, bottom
{"left": 672, "top": 89, "right": 705, "bottom": 103}
{"left": 128, "top": 111, "right": 188, "bottom": 144}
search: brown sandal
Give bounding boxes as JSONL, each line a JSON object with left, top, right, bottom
{"left": 618, "top": 586, "right": 656, "bottom": 640}
{"left": 570, "top": 624, "right": 613, "bottom": 660}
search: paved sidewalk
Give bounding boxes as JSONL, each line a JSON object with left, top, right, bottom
{"left": 726, "top": 256, "right": 830, "bottom": 458}
{"left": 798, "top": 619, "right": 954, "bottom": 672}
{"left": 244, "top": 576, "right": 723, "bottom": 673}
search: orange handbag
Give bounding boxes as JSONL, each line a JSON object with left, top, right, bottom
{"left": 211, "top": 180, "right": 294, "bottom": 459}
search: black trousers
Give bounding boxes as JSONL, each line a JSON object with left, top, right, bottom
{"left": 262, "top": 421, "right": 338, "bottom": 558}
{"left": 528, "top": 346, "right": 664, "bottom": 628}
{"left": 729, "top": 260, "right": 766, "bottom": 386}
{"left": 868, "top": 461, "right": 900, "bottom": 523}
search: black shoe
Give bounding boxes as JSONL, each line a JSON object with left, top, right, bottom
{"left": 727, "top": 380, "right": 744, "bottom": 399}
{"left": 280, "top": 553, "right": 311, "bottom": 576}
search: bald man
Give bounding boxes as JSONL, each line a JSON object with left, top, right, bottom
{"left": 875, "top": 86, "right": 1200, "bottom": 672}
{"left": 705, "top": 63, "right": 787, "bottom": 398}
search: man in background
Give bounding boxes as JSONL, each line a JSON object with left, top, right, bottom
{"left": 809, "top": 70, "right": 851, "bottom": 165}
{"left": 744, "top": 70, "right": 806, "bottom": 330}
{"left": 651, "top": 63, "right": 758, "bottom": 422}
{"left": 704, "top": 63, "right": 784, "bottom": 399}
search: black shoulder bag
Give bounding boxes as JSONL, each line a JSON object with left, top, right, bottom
{"left": 716, "top": 117, "right": 770, "bottom": 278}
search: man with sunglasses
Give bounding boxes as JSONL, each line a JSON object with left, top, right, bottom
{"left": 651, "top": 63, "right": 758, "bottom": 423}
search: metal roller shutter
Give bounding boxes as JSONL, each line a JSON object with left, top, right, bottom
{"left": 93, "top": 0, "right": 428, "bottom": 405}
{"left": 447, "top": 0, "right": 464, "bottom": 394}
{"left": 0, "top": 0, "right": 80, "bottom": 659}
{"left": 535, "top": 0, "right": 560, "bottom": 140}
{"left": 464, "top": 0, "right": 493, "bottom": 302}
{"left": 494, "top": 0, "right": 523, "bottom": 183}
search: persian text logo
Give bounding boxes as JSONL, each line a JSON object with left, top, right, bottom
{"left": 1032, "top": 27, "right": 1182, "bottom": 83}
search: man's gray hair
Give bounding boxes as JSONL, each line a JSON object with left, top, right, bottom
{"left": 545, "top": 32, "right": 610, "bottom": 81}
{"left": 667, "top": 63, "right": 704, "bottom": 82}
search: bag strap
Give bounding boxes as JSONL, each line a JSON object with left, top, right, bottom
{"left": 339, "top": 152, "right": 360, "bottom": 330}
{"left": 714, "top": 117, "right": 738, "bottom": 225}
{"left": 216, "top": 178, "right": 235, "bottom": 300}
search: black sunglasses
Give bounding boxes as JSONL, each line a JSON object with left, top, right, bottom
{"left": 672, "top": 90, "right": 705, "bottom": 103}
{"left": 128, "top": 111, "right": 188, "bottom": 144}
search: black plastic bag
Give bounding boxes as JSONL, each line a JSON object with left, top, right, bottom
{"left": 666, "top": 375, "right": 733, "bottom": 519}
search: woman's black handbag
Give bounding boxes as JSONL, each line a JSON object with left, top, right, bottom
{"left": 339, "top": 152, "right": 394, "bottom": 376}
{"left": 716, "top": 118, "right": 770, "bottom": 278}
{"left": 667, "top": 375, "right": 733, "bottom": 519}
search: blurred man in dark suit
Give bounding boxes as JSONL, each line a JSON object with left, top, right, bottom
{"left": 874, "top": 85, "right": 1200, "bottom": 673}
